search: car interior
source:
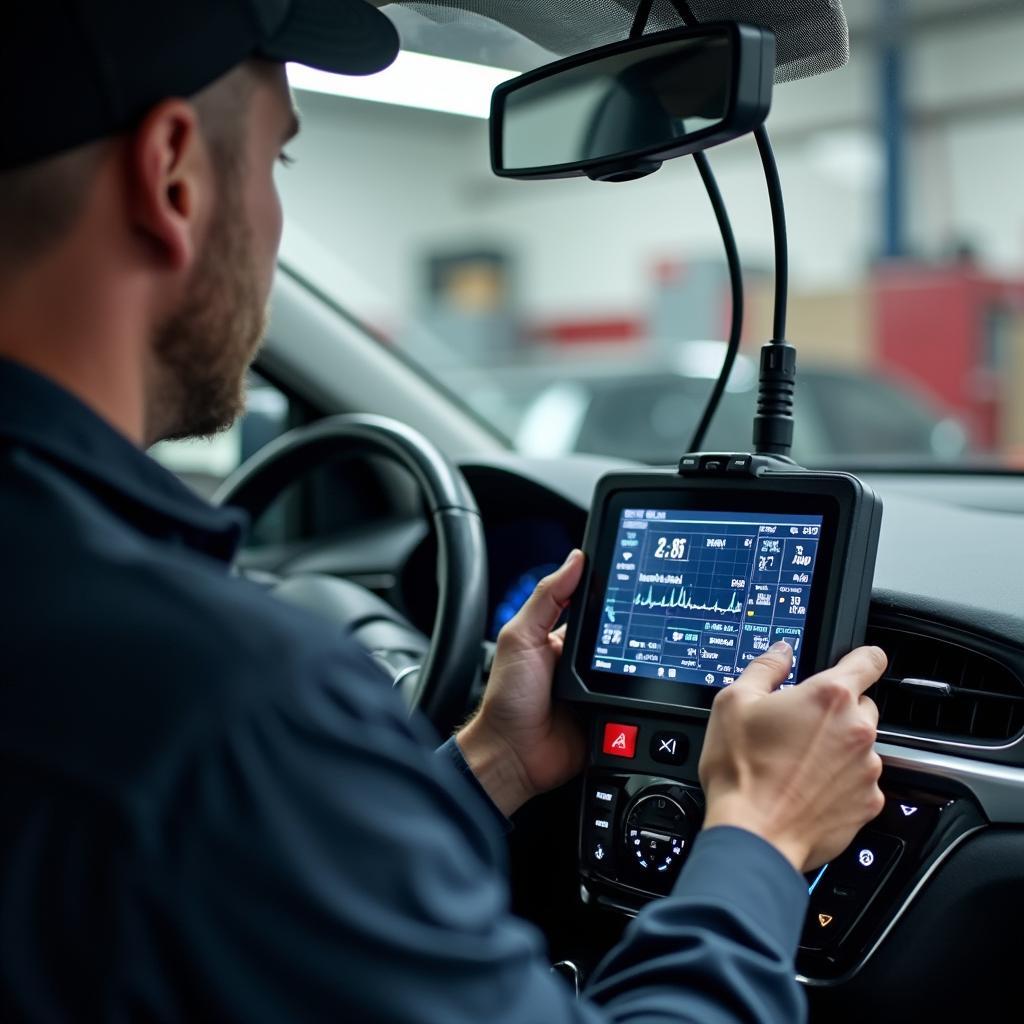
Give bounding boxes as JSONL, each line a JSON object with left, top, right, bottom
{"left": 153, "top": 0, "right": 1024, "bottom": 1017}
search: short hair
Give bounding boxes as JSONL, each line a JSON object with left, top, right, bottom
{"left": 0, "top": 60, "right": 265, "bottom": 279}
{"left": 191, "top": 59, "right": 264, "bottom": 176}
{"left": 0, "top": 143, "right": 105, "bottom": 275}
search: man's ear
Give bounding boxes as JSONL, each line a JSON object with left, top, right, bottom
{"left": 126, "top": 99, "right": 211, "bottom": 272}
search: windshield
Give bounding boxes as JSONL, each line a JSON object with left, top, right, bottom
{"left": 274, "top": 1, "right": 1024, "bottom": 469}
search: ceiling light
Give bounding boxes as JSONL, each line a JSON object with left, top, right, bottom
{"left": 287, "top": 52, "right": 518, "bottom": 119}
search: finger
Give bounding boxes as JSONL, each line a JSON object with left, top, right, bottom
{"left": 814, "top": 646, "right": 888, "bottom": 698}
{"left": 550, "top": 624, "right": 568, "bottom": 642}
{"left": 858, "top": 693, "right": 880, "bottom": 729}
{"left": 506, "top": 550, "right": 584, "bottom": 643}
{"left": 731, "top": 640, "right": 793, "bottom": 695}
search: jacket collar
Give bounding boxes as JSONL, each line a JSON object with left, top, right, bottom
{"left": 0, "top": 357, "right": 246, "bottom": 562}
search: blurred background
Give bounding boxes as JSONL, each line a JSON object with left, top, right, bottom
{"left": 159, "top": 0, "right": 1024, "bottom": 478}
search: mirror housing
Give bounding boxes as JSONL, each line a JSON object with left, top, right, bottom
{"left": 491, "top": 23, "right": 775, "bottom": 182}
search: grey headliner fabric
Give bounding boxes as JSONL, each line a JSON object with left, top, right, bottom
{"left": 387, "top": 0, "right": 849, "bottom": 81}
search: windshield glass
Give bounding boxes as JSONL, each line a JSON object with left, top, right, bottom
{"left": 274, "top": 1, "right": 1024, "bottom": 469}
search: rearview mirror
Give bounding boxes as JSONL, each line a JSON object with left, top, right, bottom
{"left": 491, "top": 24, "right": 775, "bottom": 182}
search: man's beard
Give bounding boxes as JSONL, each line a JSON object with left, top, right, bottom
{"left": 152, "top": 188, "right": 267, "bottom": 443}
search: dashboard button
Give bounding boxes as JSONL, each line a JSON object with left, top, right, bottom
{"left": 602, "top": 722, "right": 638, "bottom": 759}
{"left": 650, "top": 731, "right": 688, "bottom": 765}
{"left": 590, "top": 785, "right": 619, "bottom": 809}
{"left": 801, "top": 903, "right": 852, "bottom": 950}
{"left": 585, "top": 831, "right": 617, "bottom": 872}
{"left": 877, "top": 796, "right": 941, "bottom": 843}
{"left": 829, "top": 831, "right": 903, "bottom": 888}
{"left": 624, "top": 793, "right": 691, "bottom": 890}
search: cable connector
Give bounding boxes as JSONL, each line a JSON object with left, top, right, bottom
{"left": 752, "top": 340, "right": 797, "bottom": 458}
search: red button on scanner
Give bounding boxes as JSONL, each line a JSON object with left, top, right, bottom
{"left": 602, "top": 723, "right": 638, "bottom": 759}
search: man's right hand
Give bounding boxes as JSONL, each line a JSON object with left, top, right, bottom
{"left": 699, "top": 641, "right": 887, "bottom": 874}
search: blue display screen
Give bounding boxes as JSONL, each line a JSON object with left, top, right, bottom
{"left": 591, "top": 508, "right": 824, "bottom": 688}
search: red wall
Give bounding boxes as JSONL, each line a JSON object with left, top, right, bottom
{"left": 872, "top": 266, "right": 1024, "bottom": 449}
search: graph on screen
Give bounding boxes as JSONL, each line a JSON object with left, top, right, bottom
{"left": 633, "top": 585, "right": 744, "bottom": 616}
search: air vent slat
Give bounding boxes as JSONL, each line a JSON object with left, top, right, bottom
{"left": 866, "top": 625, "right": 1024, "bottom": 745}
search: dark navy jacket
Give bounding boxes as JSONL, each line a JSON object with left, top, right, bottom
{"left": 0, "top": 357, "right": 808, "bottom": 1022}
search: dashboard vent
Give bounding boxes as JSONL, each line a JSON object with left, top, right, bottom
{"left": 867, "top": 625, "right": 1024, "bottom": 744}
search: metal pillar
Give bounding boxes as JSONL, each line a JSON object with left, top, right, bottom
{"left": 880, "top": 0, "right": 908, "bottom": 260}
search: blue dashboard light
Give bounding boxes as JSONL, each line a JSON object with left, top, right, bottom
{"left": 491, "top": 564, "right": 560, "bottom": 637}
{"left": 807, "top": 863, "right": 829, "bottom": 896}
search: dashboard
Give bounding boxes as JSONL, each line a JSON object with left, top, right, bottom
{"left": 399, "top": 465, "right": 587, "bottom": 642}
{"left": 485, "top": 518, "right": 574, "bottom": 639}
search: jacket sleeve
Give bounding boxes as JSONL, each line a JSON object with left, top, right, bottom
{"left": 435, "top": 734, "right": 513, "bottom": 834}
{"left": 127, "top": 643, "right": 807, "bottom": 1024}
{"left": 583, "top": 826, "right": 809, "bottom": 1024}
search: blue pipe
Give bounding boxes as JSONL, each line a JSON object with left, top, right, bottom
{"left": 880, "top": 0, "right": 907, "bottom": 260}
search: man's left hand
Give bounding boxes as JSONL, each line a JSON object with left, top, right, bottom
{"left": 456, "top": 550, "right": 586, "bottom": 817}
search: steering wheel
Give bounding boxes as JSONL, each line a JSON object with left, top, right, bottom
{"left": 213, "top": 414, "right": 488, "bottom": 735}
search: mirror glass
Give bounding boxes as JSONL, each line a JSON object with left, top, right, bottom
{"left": 498, "top": 31, "right": 733, "bottom": 172}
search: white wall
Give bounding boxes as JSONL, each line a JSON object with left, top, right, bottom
{"left": 278, "top": 93, "right": 475, "bottom": 331}
{"left": 907, "top": 11, "right": 1024, "bottom": 267}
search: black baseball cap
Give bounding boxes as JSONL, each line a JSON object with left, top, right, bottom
{"left": 1, "top": 0, "right": 400, "bottom": 171}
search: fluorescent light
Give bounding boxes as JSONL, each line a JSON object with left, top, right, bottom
{"left": 287, "top": 52, "right": 518, "bottom": 119}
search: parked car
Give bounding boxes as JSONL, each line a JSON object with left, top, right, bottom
{"left": 454, "top": 347, "right": 969, "bottom": 465}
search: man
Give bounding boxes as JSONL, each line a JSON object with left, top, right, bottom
{"left": 0, "top": 1, "right": 886, "bottom": 1021}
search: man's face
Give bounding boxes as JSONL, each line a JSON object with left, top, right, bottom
{"left": 154, "top": 64, "right": 298, "bottom": 443}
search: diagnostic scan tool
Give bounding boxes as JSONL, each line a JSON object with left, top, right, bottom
{"left": 555, "top": 456, "right": 882, "bottom": 902}
{"left": 561, "top": 457, "right": 882, "bottom": 714}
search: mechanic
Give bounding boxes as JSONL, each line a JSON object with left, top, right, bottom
{"left": 0, "top": 2, "right": 887, "bottom": 1021}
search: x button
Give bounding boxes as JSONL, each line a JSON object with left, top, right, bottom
{"left": 650, "top": 731, "right": 688, "bottom": 766}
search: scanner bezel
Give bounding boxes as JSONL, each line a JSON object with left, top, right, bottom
{"left": 557, "top": 468, "right": 882, "bottom": 715}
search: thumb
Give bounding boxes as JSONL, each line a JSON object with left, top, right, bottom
{"left": 731, "top": 640, "right": 793, "bottom": 695}
{"left": 505, "top": 550, "right": 584, "bottom": 644}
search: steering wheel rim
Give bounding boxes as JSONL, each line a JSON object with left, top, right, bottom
{"left": 213, "top": 413, "right": 487, "bottom": 734}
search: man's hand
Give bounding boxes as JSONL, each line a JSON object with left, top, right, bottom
{"left": 699, "top": 641, "right": 887, "bottom": 874}
{"left": 457, "top": 550, "right": 586, "bottom": 817}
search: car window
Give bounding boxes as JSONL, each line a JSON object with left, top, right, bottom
{"left": 572, "top": 379, "right": 754, "bottom": 464}
{"left": 150, "top": 372, "right": 291, "bottom": 497}
{"left": 271, "top": 3, "right": 1022, "bottom": 469}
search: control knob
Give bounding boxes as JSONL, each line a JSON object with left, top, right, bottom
{"left": 624, "top": 792, "right": 693, "bottom": 887}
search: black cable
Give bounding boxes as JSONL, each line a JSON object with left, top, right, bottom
{"left": 666, "top": 0, "right": 698, "bottom": 24}
{"left": 686, "top": 151, "right": 744, "bottom": 452}
{"left": 750, "top": 125, "right": 797, "bottom": 458}
{"left": 628, "top": 0, "right": 748, "bottom": 455}
{"left": 628, "top": 0, "right": 655, "bottom": 38}
{"left": 631, "top": 2, "right": 793, "bottom": 458}
{"left": 753, "top": 125, "right": 788, "bottom": 342}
